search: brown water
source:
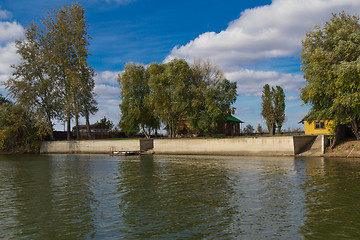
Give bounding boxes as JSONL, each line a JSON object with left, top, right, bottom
{"left": 1, "top": 154, "right": 360, "bottom": 239}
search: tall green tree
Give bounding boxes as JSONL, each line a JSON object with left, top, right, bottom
{"left": 118, "top": 63, "right": 160, "bottom": 138}
{"left": 42, "top": 3, "right": 96, "bottom": 140}
{"left": 261, "top": 84, "right": 286, "bottom": 135}
{"left": 187, "top": 59, "right": 237, "bottom": 136}
{"left": 261, "top": 84, "right": 276, "bottom": 135}
{"left": 148, "top": 59, "right": 193, "bottom": 138}
{"left": 300, "top": 11, "right": 360, "bottom": 144}
{"left": 6, "top": 22, "right": 61, "bottom": 140}
{"left": 273, "top": 86, "right": 286, "bottom": 133}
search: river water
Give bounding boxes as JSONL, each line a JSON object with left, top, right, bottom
{"left": 1, "top": 154, "right": 360, "bottom": 239}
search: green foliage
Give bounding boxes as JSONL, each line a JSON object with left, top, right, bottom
{"left": 0, "top": 94, "right": 10, "bottom": 105}
{"left": 261, "top": 84, "right": 286, "bottom": 135}
{"left": 273, "top": 86, "right": 286, "bottom": 133}
{"left": 300, "top": 11, "right": 360, "bottom": 140}
{"left": 6, "top": 3, "right": 97, "bottom": 141}
{"left": 118, "top": 58, "right": 237, "bottom": 138}
{"left": 118, "top": 63, "right": 160, "bottom": 137}
{"left": 148, "top": 59, "right": 194, "bottom": 138}
{"left": 96, "top": 116, "right": 114, "bottom": 131}
{"left": 244, "top": 124, "right": 254, "bottom": 134}
{"left": 187, "top": 59, "right": 237, "bottom": 136}
{"left": 0, "top": 103, "right": 44, "bottom": 152}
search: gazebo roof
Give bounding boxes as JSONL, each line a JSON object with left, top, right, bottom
{"left": 226, "top": 115, "right": 244, "bottom": 123}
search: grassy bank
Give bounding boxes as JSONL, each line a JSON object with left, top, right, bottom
{"left": 325, "top": 139, "right": 360, "bottom": 158}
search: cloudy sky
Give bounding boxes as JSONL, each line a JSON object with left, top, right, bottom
{"left": 1, "top": 0, "right": 360, "bottom": 131}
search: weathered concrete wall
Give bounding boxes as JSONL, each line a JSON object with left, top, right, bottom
{"left": 40, "top": 136, "right": 317, "bottom": 156}
{"left": 293, "top": 135, "right": 317, "bottom": 154}
{"left": 152, "top": 136, "right": 296, "bottom": 156}
{"left": 40, "top": 140, "right": 139, "bottom": 154}
{"left": 140, "top": 139, "right": 154, "bottom": 152}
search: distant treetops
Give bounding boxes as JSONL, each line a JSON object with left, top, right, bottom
{"left": 117, "top": 59, "right": 237, "bottom": 138}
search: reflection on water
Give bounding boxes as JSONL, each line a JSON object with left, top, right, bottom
{"left": 1, "top": 154, "right": 360, "bottom": 238}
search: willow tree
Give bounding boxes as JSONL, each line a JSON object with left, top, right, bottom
{"left": 118, "top": 63, "right": 160, "bottom": 137}
{"left": 148, "top": 59, "right": 194, "bottom": 138}
{"left": 185, "top": 59, "right": 237, "bottom": 136}
{"left": 300, "top": 12, "right": 360, "bottom": 144}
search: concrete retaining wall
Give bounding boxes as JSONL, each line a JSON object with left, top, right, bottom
{"left": 293, "top": 135, "right": 317, "bottom": 154}
{"left": 153, "top": 137, "right": 296, "bottom": 156}
{"left": 41, "top": 136, "right": 317, "bottom": 156}
{"left": 40, "top": 140, "right": 139, "bottom": 154}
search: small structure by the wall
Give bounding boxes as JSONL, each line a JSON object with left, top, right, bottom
{"left": 72, "top": 123, "right": 110, "bottom": 139}
{"left": 218, "top": 116, "right": 244, "bottom": 136}
{"left": 302, "top": 120, "right": 333, "bottom": 135}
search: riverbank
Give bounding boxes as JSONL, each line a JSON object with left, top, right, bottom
{"left": 325, "top": 139, "right": 360, "bottom": 158}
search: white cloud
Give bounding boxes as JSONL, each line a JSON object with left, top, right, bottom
{"left": 0, "top": 9, "right": 11, "bottom": 20}
{"left": 226, "top": 69, "right": 304, "bottom": 96}
{"left": 286, "top": 96, "right": 298, "bottom": 101}
{"left": 0, "top": 14, "right": 24, "bottom": 87}
{"left": 94, "top": 70, "right": 121, "bottom": 85}
{"left": 94, "top": 84, "right": 120, "bottom": 99}
{"left": 0, "top": 21, "right": 24, "bottom": 44}
{"left": 166, "top": 0, "right": 360, "bottom": 70}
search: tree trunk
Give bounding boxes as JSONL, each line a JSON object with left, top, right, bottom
{"left": 142, "top": 125, "right": 150, "bottom": 138}
{"left": 277, "top": 123, "right": 282, "bottom": 134}
{"left": 331, "top": 125, "right": 345, "bottom": 149}
{"left": 75, "top": 114, "right": 80, "bottom": 140}
{"left": 46, "top": 114, "right": 55, "bottom": 141}
{"left": 85, "top": 109, "right": 92, "bottom": 140}
{"left": 350, "top": 119, "right": 360, "bottom": 140}
{"left": 48, "top": 125, "right": 55, "bottom": 141}
{"left": 67, "top": 116, "right": 71, "bottom": 140}
{"left": 269, "top": 122, "right": 276, "bottom": 136}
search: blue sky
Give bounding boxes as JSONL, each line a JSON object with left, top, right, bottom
{"left": 1, "top": 0, "right": 360, "bottom": 132}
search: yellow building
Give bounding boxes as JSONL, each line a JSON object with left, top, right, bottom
{"left": 304, "top": 120, "right": 333, "bottom": 135}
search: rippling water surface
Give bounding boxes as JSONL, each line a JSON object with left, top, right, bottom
{"left": 1, "top": 154, "right": 360, "bottom": 239}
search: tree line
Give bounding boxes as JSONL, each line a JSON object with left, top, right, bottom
{"left": 4, "top": 3, "right": 97, "bottom": 142}
{"left": 118, "top": 59, "right": 238, "bottom": 138}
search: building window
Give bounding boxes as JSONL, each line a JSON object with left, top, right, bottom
{"left": 314, "top": 121, "right": 325, "bottom": 129}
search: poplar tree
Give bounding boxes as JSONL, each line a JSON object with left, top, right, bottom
{"left": 261, "top": 84, "right": 276, "bottom": 135}
{"left": 43, "top": 3, "right": 96, "bottom": 140}
{"left": 273, "top": 86, "right": 286, "bottom": 133}
{"left": 261, "top": 84, "right": 286, "bottom": 135}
